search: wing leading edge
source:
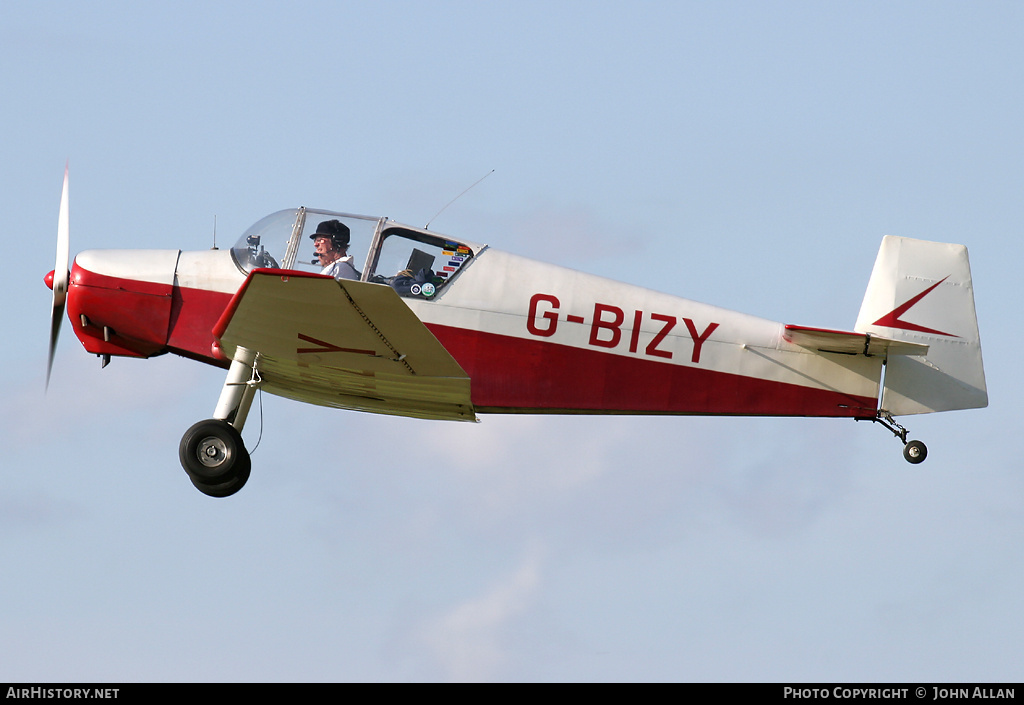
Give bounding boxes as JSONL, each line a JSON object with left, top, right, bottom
{"left": 213, "top": 270, "right": 476, "bottom": 421}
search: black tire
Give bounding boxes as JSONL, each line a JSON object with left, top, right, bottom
{"left": 179, "top": 419, "right": 250, "bottom": 484}
{"left": 189, "top": 459, "right": 251, "bottom": 498}
{"left": 903, "top": 439, "right": 928, "bottom": 464}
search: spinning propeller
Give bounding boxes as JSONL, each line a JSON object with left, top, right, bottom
{"left": 45, "top": 164, "right": 70, "bottom": 389}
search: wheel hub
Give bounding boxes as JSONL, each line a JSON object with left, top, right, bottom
{"left": 197, "top": 436, "right": 228, "bottom": 467}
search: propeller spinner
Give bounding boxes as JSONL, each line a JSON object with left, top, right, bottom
{"left": 46, "top": 164, "right": 70, "bottom": 389}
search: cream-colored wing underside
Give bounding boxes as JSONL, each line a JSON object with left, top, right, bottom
{"left": 214, "top": 271, "right": 475, "bottom": 421}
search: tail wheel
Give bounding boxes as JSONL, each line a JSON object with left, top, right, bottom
{"left": 179, "top": 419, "right": 251, "bottom": 497}
{"left": 864, "top": 413, "right": 930, "bottom": 465}
{"left": 903, "top": 440, "right": 928, "bottom": 464}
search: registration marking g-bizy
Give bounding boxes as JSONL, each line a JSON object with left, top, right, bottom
{"left": 526, "top": 293, "right": 720, "bottom": 364}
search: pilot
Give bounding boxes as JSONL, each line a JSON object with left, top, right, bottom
{"left": 311, "top": 220, "right": 360, "bottom": 280}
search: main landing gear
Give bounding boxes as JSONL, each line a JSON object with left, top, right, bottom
{"left": 861, "top": 411, "right": 928, "bottom": 465}
{"left": 179, "top": 347, "right": 260, "bottom": 497}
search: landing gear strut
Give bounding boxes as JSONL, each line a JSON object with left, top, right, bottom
{"left": 861, "top": 411, "right": 928, "bottom": 465}
{"left": 179, "top": 347, "right": 260, "bottom": 497}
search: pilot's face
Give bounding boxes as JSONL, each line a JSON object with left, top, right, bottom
{"left": 314, "top": 236, "right": 342, "bottom": 263}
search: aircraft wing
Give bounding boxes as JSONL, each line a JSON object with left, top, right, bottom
{"left": 213, "top": 270, "right": 476, "bottom": 421}
{"left": 784, "top": 325, "right": 929, "bottom": 357}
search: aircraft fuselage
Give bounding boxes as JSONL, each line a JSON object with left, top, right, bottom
{"left": 66, "top": 243, "right": 882, "bottom": 418}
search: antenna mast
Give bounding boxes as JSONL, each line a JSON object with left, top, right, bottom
{"left": 425, "top": 170, "right": 494, "bottom": 230}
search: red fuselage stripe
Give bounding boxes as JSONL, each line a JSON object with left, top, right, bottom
{"left": 426, "top": 323, "right": 877, "bottom": 417}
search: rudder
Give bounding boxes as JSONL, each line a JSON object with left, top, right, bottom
{"left": 854, "top": 235, "right": 987, "bottom": 416}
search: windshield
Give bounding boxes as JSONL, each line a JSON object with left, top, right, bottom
{"left": 231, "top": 209, "right": 482, "bottom": 300}
{"left": 231, "top": 208, "right": 381, "bottom": 277}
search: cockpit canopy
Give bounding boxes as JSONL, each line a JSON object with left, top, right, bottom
{"left": 231, "top": 208, "right": 481, "bottom": 300}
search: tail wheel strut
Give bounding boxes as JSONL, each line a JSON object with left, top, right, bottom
{"left": 859, "top": 411, "right": 928, "bottom": 465}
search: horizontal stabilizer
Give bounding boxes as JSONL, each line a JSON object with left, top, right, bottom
{"left": 784, "top": 325, "right": 929, "bottom": 357}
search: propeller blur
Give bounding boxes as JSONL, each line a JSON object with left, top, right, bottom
{"left": 46, "top": 164, "right": 70, "bottom": 389}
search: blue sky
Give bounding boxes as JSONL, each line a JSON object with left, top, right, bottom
{"left": 2, "top": 1, "right": 1022, "bottom": 681}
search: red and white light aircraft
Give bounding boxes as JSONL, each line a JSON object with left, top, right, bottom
{"left": 45, "top": 169, "right": 987, "bottom": 497}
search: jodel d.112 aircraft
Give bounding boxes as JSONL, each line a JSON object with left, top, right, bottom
{"left": 45, "top": 169, "right": 987, "bottom": 497}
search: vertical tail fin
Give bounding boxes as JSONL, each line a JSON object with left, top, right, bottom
{"left": 855, "top": 235, "right": 987, "bottom": 416}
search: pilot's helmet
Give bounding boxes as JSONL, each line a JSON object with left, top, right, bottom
{"left": 310, "top": 219, "right": 350, "bottom": 250}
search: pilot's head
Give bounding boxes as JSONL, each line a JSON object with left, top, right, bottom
{"left": 310, "top": 219, "right": 350, "bottom": 263}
